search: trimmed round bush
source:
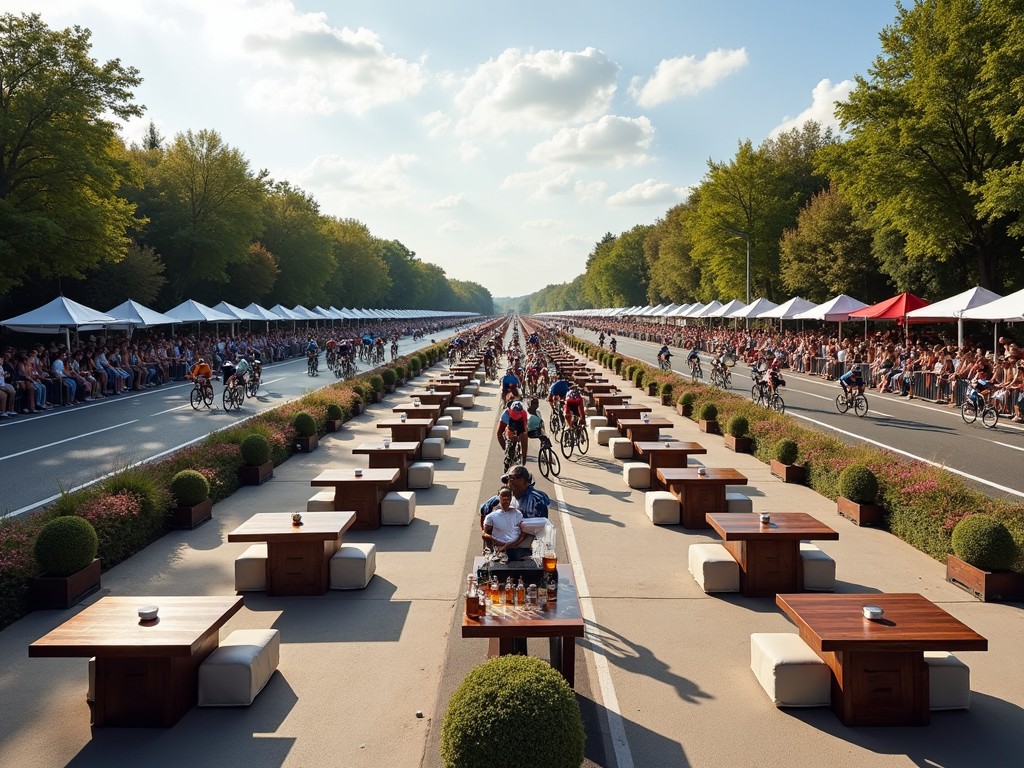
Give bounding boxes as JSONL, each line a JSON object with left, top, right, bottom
{"left": 170, "top": 469, "right": 210, "bottom": 506}
{"left": 838, "top": 464, "right": 878, "bottom": 504}
{"left": 679, "top": 391, "right": 696, "bottom": 407}
{"left": 293, "top": 411, "right": 317, "bottom": 437}
{"left": 698, "top": 403, "right": 718, "bottom": 421}
{"left": 34, "top": 516, "right": 99, "bottom": 577}
{"left": 441, "top": 655, "right": 584, "bottom": 768}
{"left": 773, "top": 438, "right": 798, "bottom": 465}
{"left": 725, "top": 415, "right": 749, "bottom": 438}
{"left": 633, "top": 368, "right": 645, "bottom": 388}
{"left": 394, "top": 364, "right": 407, "bottom": 380}
{"left": 369, "top": 374, "right": 385, "bottom": 394}
{"left": 240, "top": 433, "right": 271, "bottom": 466}
{"left": 951, "top": 514, "right": 1017, "bottom": 571}
{"left": 351, "top": 383, "right": 367, "bottom": 402}
{"left": 380, "top": 368, "right": 397, "bottom": 386}
{"left": 326, "top": 403, "right": 343, "bottom": 421}
{"left": 660, "top": 382, "right": 674, "bottom": 398}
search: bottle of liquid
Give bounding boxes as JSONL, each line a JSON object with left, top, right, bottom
{"left": 545, "top": 570, "right": 558, "bottom": 602}
{"left": 465, "top": 574, "right": 479, "bottom": 618}
{"left": 516, "top": 577, "right": 525, "bottom": 606}
{"left": 537, "top": 579, "right": 548, "bottom": 608}
{"left": 504, "top": 577, "right": 513, "bottom": 605}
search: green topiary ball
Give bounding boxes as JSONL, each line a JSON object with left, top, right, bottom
{"left": 951, "top": 514, "right": 1017, "bottom": 571}
{"left": 326, "top": 403, "right": 343, "bottom": 421}
{"left": 441, "top": 655, "right": 584, "bottom": 768}
{"left": 170, "top": 469, "right": 210, "bottom": 506}
{"left": 240, "top": 433, "right": 271, "bottom": 466}
{"left": 380, "top": 368, "right": 397, "bottom": 386}
{"left": 369, "top": 374, "right": 385, "bottom": 393}
{"left": 394, "top": 364, "right": 407, "bottom": 380}
{"left": 660, "top": 382, "right": 674, "bottom": 397}
{"left": 773, "top": 438, "right": 798, "bottom": 465}
{"left": 293, "top": 411, "right": 317, "bottom": 437}
{"left": 726, "top": 415, "right": 748, "bottom": 438}
{"left": 838, "top": 464, "right": 878, "bottom": 504}
{"left": 34, "top": 516, "right": 99, "bottom": 577}
{"left": 698, "top": 402, "right": 718, "bottom": 421}
{"left": 679, "top": 391, "right": 695, "bottom": 406}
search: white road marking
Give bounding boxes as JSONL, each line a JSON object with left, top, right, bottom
{"left": 0, "top": 420, "right": 138, "bottom": 462}
{"left": 991, "top": 440, "right": 1024, "bottom": 453}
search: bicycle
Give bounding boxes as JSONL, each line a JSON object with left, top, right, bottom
{"left": 659, "top": 355, "right": 672, "bottom": 372}
{"left": 307, "top": 353, "right": 318, "bottom": 377}
{"left": 710, "top": 364, "right": 731, "bottom": 389}
{"left": 835, "top": 390, "right": 869, "bottom": 417}
{"left": 548, "top": 405, "right": 565, "bottom": 437}
{"left": 688, "top": 357, "right": 702, "bottom": 381}
{"left": 961, "top": 387, "right": 999, "bottom": 429}
{"left": 222, "top": 379, "right": 244, "bottom": 411}
{"left": 189, "top": 379, "right": 214, "bottom": 410}
{"left": 503, "top": 434, "right": 524, "bottom": 473}
{"left": 560, "top": 419, "right": 590, "bottom": 459}
{"left": 537, "top": 434, "right": 561, "bottom": 479}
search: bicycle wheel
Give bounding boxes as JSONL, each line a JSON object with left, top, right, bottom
{"left": 549, "top": 412, "right": 563, "bottom": 437}
{"left": 751, "top": 385, "right": 761, "bottom": 403}
{"left": 203, "top": 387, "right": 214, "bottom": 408}
{"left": 190, "top": 387, "right": 201, "bottom": 410}
{"left": 835, "top": 394, "right": 850, "bottom": 414}
{"left": 560, "top": 428, "right": 575, "bottom": 459}
{"left": 961, "top": 401, "right": 978, "bottom": 424}
{"left": 577, "top": 426, "right": 590, "bottom": 455}
{"left": 982, "top": 407, "right": 999, "bottom": 429}
{"left": 222, "top": 387, "right": 236, "bottom": 411}
{"left": 723, "top": 371, "right": 731, "bottom": 389}
{"left": 503, "top": 442, "right": 516, "bottom": 473}
{"left": 691, "top": 365, "right": 699, "bottom": 383}
{"left": 246, "top": 377, "right": 259, "bottom": 398}
{"left": 538, "top": 446, "right": 558, "bottom": 478}
{"left": 770, "top": 393, "right": 785, "bottom": 413}
{"left": 853, "top": 395, "right": 869, "bottom": 418}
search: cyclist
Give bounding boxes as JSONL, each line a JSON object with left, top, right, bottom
{"left": 231, "top": 354, "right": 252, "bottom": 390}
{"left": 325, "top": 337, "right": 337, "bottom": 368}
{"left": 497, "top": 399, "right": 530, "bottom": 463}
{"left": 500, "top": 367, "right": 521, "bottom": 401}
{"left": 609, "top": 336, "right": 617, "bottom": 354}
{"left": 659, "top": 344, "right": 674, "bottom": 369}
{"left": 838, "top": 366, "right": 865, "bottom": 402}
{"left": 767, "top": 354, "right": 785, "bottom": 395}
{"left": 390, "top": 338, "right": 399, "bottom": 361}
{"left": 188, "top": 357, "right": 214, "bottom": 399}
{"left": 548, "top": 377, "right": 571, "bottom": 412}
{"left": 306, "top": 337, "right": 319, "bottom": 373}
{"left": 563, "top": 385, "right": 586, "bottom": 431}
{"left": 598, "top": 332, "right": 606, "bottom": 348}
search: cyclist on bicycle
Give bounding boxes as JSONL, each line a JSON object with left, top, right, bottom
{"left": 564, "top": 386, "right": 586, "bottom": 431}
{"left": 231, "top": 355, "right": 252, "bottom": 391}
{"left": 251, "top": 350, "right": 263, "bottom": 381}
{"left": 306, "top": 337, "right": 319, "bottom": 370}
{"left": 767, "top": 354, "right": 785, "bottom": 395}
{"left": 325, "top": 337, "right": 337, "bottom": 368}
{"left": 656, "top": 344, "right": 671, "bottom": 367}
{"left": 500, "top": 368, "right": 521, "bottom": 401}
{"left": 598, "top": 332, "right": 605, "bottom": 347}
{"left": 220, "top": 355, "right": 236, "bottom": 390}
{"left": 838, "top": 367, "right": 865, "bottom": 401}
{"left": 189, "top": 358, "right": 214, "bottom": 398}
{"left": 497, "top": 399, "right": 530, "bottom": 463}
{"left": 548, "top": 377, "right": 570, "bottom": 412}
{"left": 609, "top": 336, "right": 617, "bottom": 354}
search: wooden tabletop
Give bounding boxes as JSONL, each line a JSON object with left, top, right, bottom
{"left": 352, "top": 441, "right": 420, "bottom": 455}
{"left": 657, "top": 467, "right": 748, "bottom": 484}
{"left": 776, "top": 593, "right": 988, "bottom": 653}
{"left": 706, "top": 512, "right": 839, "bottom": 542}
{"left": 29, "top": 595, "right": 243, "bottom": 658}
{"left": 376, "top": 419, "right": 433, "bottom": 428}
{"left": 618, "top": 418, "right": 674, "bottom": 429}
{"left": 311, "top": 467, "right": 399, "bottom": 485}
{"left": 634, "top": 441, "right": 707, "bottom": 456}
{"left": 462, "top": 561, "right": 583, "bottom": 637}
{"left": 391, "top": 404, "right": 441, "bottom": 418}
{"left": 604, "top": 405, "right": 651, "bottom": 416}
{"left": 228, "top": 511, "right": 356, "bottom": 542}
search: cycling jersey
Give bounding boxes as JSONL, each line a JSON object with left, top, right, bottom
{"left": 190, "top": 362, "right": 212, "bottom": 380}
{"left": 564, "top": 392, "right": 585, "bottom": 416}
{"left": 549, "top": 379, "right": 571, "bottom": 399}
{"left": 839, "top": 369, "right": 863, "bottom": 387}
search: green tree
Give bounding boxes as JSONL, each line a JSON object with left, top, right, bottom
{"left": 412, "top": 261, "right": 453, "bottom": 309}
{"left": 73, "top": 243, "right": 166, "bottom": 307}
{"left": 646, "top": 201, "right": 701, "bottom": 303}
{"left": 261, "top": 181, "right": 334, "bottom": 307}
{"left": 226, "top": 243, "right": 278, "bottom": 305}
{"left": 378, "top": 239, "right": 419, "bottom": 307}
{"left": 321, "top": 217, "right": 391, "bottom": 307}
{"left": 0, "top": 13, "right": 144, "bottom": 294}
{"left": 824, "top": 0, "right": 1024, "bottom": 291}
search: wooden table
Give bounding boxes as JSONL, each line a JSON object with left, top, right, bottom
{"left": 707, "top": 512, "right": 839, "bottom": 596}
{"left": 604, "top": 404, "right": 651, "bottom": 427}
{"left": 617, "top": 417, "right": 674, "bottom": 444}
{"left": 634, "top": 441, "right": 707, "bottom": 488}
{"left": 29, "top": 595, "right": 243, "bottom": 727}
{"left": 377, "top": 418, "right": 432, "bottom": 457}
{"left": 391, "top": 403, "right": 441, "bottom": 425}
{"left": 406, "top": 389, "right": 451, "bottom": 408}
{"left": 228, "top": 511, "right": 355, "bottom": 595}
{"left": 310, "top": 468, "right": 399, "bottom": 530}
{"left": 584, "top": 382, "right": 616, "bottom": 394}
{"left": 462, "top": 558, "right": 584, "bottom": 688}
{"left": 593, "top": 393, "right": 629, "bottom": 414}
{"left": 352, "top": 441, "right": 419, "bottom": 490}
{"left": 776, "top": 593, "right": 987, "bottom": 726}
{"left": 657, "top": 467, "right": 748, "bottom": 529}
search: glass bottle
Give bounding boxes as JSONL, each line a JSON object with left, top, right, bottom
{"left": 504, "top": 577, "right": 513, "bottom": 605}
{"left": 465, "top": 574, "right": 479, "bottom": 618}
{"left": 516, "top": 577, "right": 525, "bottom": 606}
{"left": 490, "top": 575, "right": 500, "bottom": 604}
{"left": 537, "top": 579, "right": 548, "bottom": 608}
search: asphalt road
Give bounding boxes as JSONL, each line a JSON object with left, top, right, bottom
{"left": 0, "top": 334, "right": 452, "bottom": 517}
{"left": 573, "top": 329, "right": 1024, "bottom": 501}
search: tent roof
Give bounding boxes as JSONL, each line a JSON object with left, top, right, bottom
{"left": 849, "top": 292, "right": 929, "bottom": 320}
{"left": 959, "top": 286, "right": 1024, "bottom": 321}
{"left": 708, "top": 299, "right": 745, "bottom": 318}
{"left": 757, "top": 296, "right": 818, "bottom": 319}
{"left": 1, "top": 295, "right": 119, "bottom": 333}
{"left": 727, "top": 297, "right": 779, "bottom": 319}
{"left": 693, "top": 300, "right": 723, "bottom": 318}
{"left": 905, "top": 286, "right": 1002, "bottom": 320}
{"left": 165, "top": 299, "right": 235, "bottom": 323}
{"left": 291, "top": 305, "right": 321, "bottom": 320}
{"left": 269, "top": 304, "right": 302, "bottom": 320}
{"left": 791, "top": 294, "right": 869, "bottom": 321}
{"left": 213, "top": 301, "right": 262, "bottom": 321}
{"left": 99, "top": 299, "right": 177, "bottom": 329}
{"left": 245, "top": 303, "right": 285, "bottom": 321}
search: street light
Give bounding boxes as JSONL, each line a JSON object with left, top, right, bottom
{"left": 723, "top": 227, "right": 750, "bottom": 307}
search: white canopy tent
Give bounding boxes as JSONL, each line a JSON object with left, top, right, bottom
{"left": 213, "top": 301, "right": 262, "bottom": 322}
{"left": 727, "top": 297, "right": 779, "bottom": 322}
{"left": 708, "top": 299, "right": 745, "bottom": 319}
{"left": 245, "top": 303, "right": 285, "bottom": 321}
{"left": 757, "top": 296, "right": 817, "bottom": 320}
{"left": 906, "top": 286, "right": 1002, "bottom": 347}
{"left": 693, "top": 300, "right": 723, "bottom": 318}
{"left": 791, "top": 293, "right": 869, "bottom": 340}
{"left": 960, "top": 287, "right": 1024, "bottom": 321}
{"left": 93, "top": 299, "right": 178, "bottom": 333}
{"left": 1, "top": 296, "right": 120, "bottom": 349}
{"left": 165, "top": 300, "right": 235, "bottom": 324}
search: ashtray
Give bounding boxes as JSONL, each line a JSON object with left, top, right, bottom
{"left": 138, "top": 605, "right": 159, "bottom": 621}
{"left": 862, "top": 605, "right": 884, "bottom": 620}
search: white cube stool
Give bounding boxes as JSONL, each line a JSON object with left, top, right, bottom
{"left": 799, "top": 543, "right": 837, "bottom": 591}
{"left": 429, "top": 424, "right": 451, "bottom": 443}
{"left": 198, "top": 629, "right": 280, "bottom": 707}
{"left": 585, "top": 406, "right": 598, "bottom": 417}
{"left": 329, "top": 542, "right": 377, "bottom": 589}
{"left": 688, "top": 543, "right": 739, "bottom": 592}
{"left": 463, "top": 384, "right": 479, "bottom": 395}
{"left": 407, "top": 461, "right": 434, "bottom": 489}
{"left": 750, "top": 633, "right": 830, "bottom": 707}
{"left": 623, "top": 462, "right": 650, "bottom": 489}
{"left": 595, "top": 426, "right": 618, "bottom": 446}
{"left": 609, "top": 437, "right": 633, "bottom": 459}
{"left": 924, "top": 651, "right": 971, "bottom": 710}
{"left": 234, "top": 543, "right": 267, "bottom": 591}
{"left": 586, "top": 415, "right": 608, "bottom": 432}
{"left": 644, "top": 490, "right": 679, "bottom": 525}
{"left": 422, "top": 437, "right": 445, "bottom": 459}
{"left": 725, "top": 492, "right": 753, "bottom": 515}
{"left": 307, "top": 490, "right": 335, "bottom": 512}
{"left": 443, "top": 406, "right": 464, "bottom": 423}
{"left": 469, "top": 378, "right": 481, "bottom": 387}
{"left": 435, "top": 415, "right": 454, "bottom": 430}
{"left": 382, "top": 490, "right": 416, "bottom": 525}
{"left": 453, "top": 393, "right": 475, "bottom": 408}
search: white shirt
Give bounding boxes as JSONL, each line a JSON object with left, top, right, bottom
{"left": 484, "top": 507, "right": 523, "bottom": 545}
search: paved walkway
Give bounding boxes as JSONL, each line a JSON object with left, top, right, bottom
{"left": 1, "top": 354, "right": 1021, "bottom": 768}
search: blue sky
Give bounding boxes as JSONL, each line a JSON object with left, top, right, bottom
{"left": 20, "top": 0, "right": 900, "bottom": 298}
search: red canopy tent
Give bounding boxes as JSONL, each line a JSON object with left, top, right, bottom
{"left": 849, "top": 292, "right": 930, "bottom": 340}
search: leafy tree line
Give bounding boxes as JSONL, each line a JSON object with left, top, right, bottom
{"left": 521, "top": 0, "right": 1024, "bottom": 314}
{"left": 0, "top": 13, "right": 493, "bottom": 318}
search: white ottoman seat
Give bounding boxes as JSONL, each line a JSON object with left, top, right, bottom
{"left": 594, "top": 426, "right": 617, "bottom": 446}
{"left": 623, "top": 461, "right": 650, "bottom": 489}
{"left": 307, "top": 490, "right": 335, "bottom": 512}
{"left": 453, "top": 393, "right": 475, "bottom": 408}
{"left": 463, "top": 384, "right": 479, "bottom": 395}
{"left": 435, "top": 415, "right": 454, "bottom": 429}
{"left": 407, "top": 461, "right": 434, "bottom": 489}
{"left": 608, "top": 437, "right": 633, "bottom": 459}
{"left": 198, "top": 629, "right": 280, "bottom": 706}
{"left": 644, "top": 490, "right": 679, "bottom": 525}
{"left": 422, "top": 437, "right": 445, "bottom": 459}
{"left": 688, "top": 543, "right": 739, "bottom": 592}
{"left": 585, "top": 406, "right": 598, "bottom": 416}
{"left": 799, "top": 542, "right": 836, "bottom": 591}
{"left": 750, "top": 632, "right": 830, "bottom": 707}
{"left": 381, "top": 490, "right": 416, "bottom": 525}
{"left": 443, "top": 406, "right": 464, "bottom": 423}
{"left": 725, "top": 492, "right": 753, "bottom": 515}
{"left": 234, "top": 543, "right": 267, "bottom": 591}
{"left": 586, "top": 415, "right": 608, "bottom": 431}
{"left": 925, "top": 651, "right": 971, "bottom": 710}
{"left": 429, "top": 424, "right": 451, "bottom": 442}
{"left": 330, "top": 542, "right": 377, "bottom": 589}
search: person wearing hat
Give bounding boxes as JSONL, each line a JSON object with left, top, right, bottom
{"left": 496, "top": 398, "right": 530, "bottom": 463}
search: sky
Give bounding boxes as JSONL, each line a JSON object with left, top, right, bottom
{"left": 16, "top": 0, "right": 901, "bottom": 299}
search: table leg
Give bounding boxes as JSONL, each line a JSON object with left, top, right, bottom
{"left": 267, "top": 539, "right": 338, "bottom": 595}
{"left": 724, "top": 540, "right": 800, "bottom": 597}
{"left": 549, "top": 636, "right": 576, "bottom": 689}
{"left": 827, "top": 649, "right": 929, "bottom": 726}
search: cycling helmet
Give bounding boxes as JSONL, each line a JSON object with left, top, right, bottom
{"left": 510, "top": 400, "right": 525, "bottom": 412}
{"left": 198, "top": 358, "right": 205, "bottom": 364}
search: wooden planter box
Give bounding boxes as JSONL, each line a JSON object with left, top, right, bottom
{"left": 239, "top": 460, "right": 274, "bottom": 486}
{"left": 698, "top": 419, "right": 719, "bottom": 435}
{"left": 660, "top": 393, "right": 674, "bottom": 406}
{"left": 677, "top": 403, "right": 693, "bottom": 418}
{"left": 172, "top": 498, "right": 213, "bottom": 529}
{"left": 384, "top": 384, "right": 395, "bottom": 394}
{"left": 294, "top": 434, "right": 319, "bottom": 453}
{"left": 946, "top": 555, "right": 1024, "bottom": 602}
{"left": 647, "top": 383, "right": 659, "bottom": 397}
{"left": 29, "top": 558, "right": 101, "bottom": 610}
{"left": 837, "top": 497, "right": 883, "bottom": 527}
{"left": 770, "top": 460, "right": 805, "bottom": 484}
{"left": 325, "top": 419, "right": 343, "bottom": 433}
{"left": 352, "top": 402, "right": 363, "bottom": 416}
{"left": 724, "top": 435, "right": 751, "bottom": 453}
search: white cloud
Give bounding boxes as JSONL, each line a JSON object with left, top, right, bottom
{"left": 528, "top": 115, "right": 654, "bottom": 166}
{"left": 455, "top": 47, "right": 619, "bottom": 136}
{"left": 502, "top": 167, "right": 574, "bottom": 198}
{"left": 431, "top": 193, "right": 465, "bottom": 210}
{"left": 522, "top": 219, "right": 563, "bottom": 230}
{"left": 422, "top": 111, "right": 451, "bottom": 137}
{"left": 606, "top": 179, "right": 687, "bottom": 207}
{"left": 573, "top": 179, "right": 607, "bottom": 203}
{"left": 551, "top": 234, "right": 591, "bottom": 248}
{"left": 438, "top": 220, "right": 465, "bottom": 232}
{"left": 770, "top": 78, "right": 854, "bottom": 137}
{"left": 629, "top": 48, "right": 748, "bottom": 107}
{"left": 294, "top": 153, "right": 418, "bottom": 206}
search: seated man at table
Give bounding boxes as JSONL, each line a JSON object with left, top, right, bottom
{"left": 506, "top": 465, "right": 549, "bottom": 520}
{"left": 481, "top": 487, "right": 532, "bottom": 561}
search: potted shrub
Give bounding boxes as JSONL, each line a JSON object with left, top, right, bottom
{"left": 770, "top": 438, "right": 804, "bottom": 483}
{"left": 293, "top": 411, "right": 319, "bottom": 453}
{"left": 441, "top": 655, "right": 584, "bottom": 768}
{"left": 239, "top": 433, "right": 274, "bottom": 485}
{"left": 350, "top": 384, "right": 367, "bottom": 415}
{"left": 836, "top": 464, "right": 882, "bottom": 526}
{"left": 170, "top": 469, "right": 212, "bottom": 529}
{"left": 394, "top": 364, "right": 408, "bottom": 384}
{"left": 325, "top": 403, "right": 344, "bottom": 432}
{"left": 946, "top": 514, "right": 1024, "bottom": 602}
{"left": 380, "top": 367, "right": 397, "bottom": 393}
{"left": 723, "top": 415, "right": 751, "bottom": 453}
{"left": 634, "top": 368, "right": 645, "bottom": 391}
{"left": 624, "top": 363, "right": 635, "bottom": 382}
{"left": 28, "top": 516, "right": 101, "bottom": 609}
{"left": 697, "top": 402, "right": 719, "bottom": 435}
{"left": 677, "top": 391, "right": 695, "bottom": 418}
{"left": 659, "top": 382, "right": 674, "bottom": 406}
{"left": 368, "top": 374, "right": 385, "bottom": 403}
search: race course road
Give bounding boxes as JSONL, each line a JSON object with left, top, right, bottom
{"left": 574, "top": 329, "right": 1024, "bottom": 501}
